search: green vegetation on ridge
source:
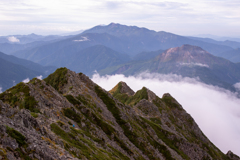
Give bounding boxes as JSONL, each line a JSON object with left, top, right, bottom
{"left": 110, "top": 83, "right": 148, "bottom": 106}
{"left": 0, "top": 82, "right": 39, "bottom": 113}
{"left": 44, "top": 67, "right": 68, "bottom": 92}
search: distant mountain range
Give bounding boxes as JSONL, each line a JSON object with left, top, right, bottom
{"left": 188, "top": 36, "right": 240, "bottom": 49}
{"left": 83, "top": 23, "right": 233, "bottom": 56}
{"left": 0, "top": 33, "right": 60, "bottom": 44}
{"left": 9, "top": 23, "right": 240, "bottom": 62}
{"left": 194, "top": 34, "right": 240, "bottom": 43}
{"left": 36, "top": 45, "right": 130, "bottom": 74}
{"left": 100, "top": 45, "right": 240, "bottom": 91}
{"left": 0, "top": 34, "right": 71, "bottom": 54}
{"left": 7, "top": 23, "right": 239, "bottom": 72}
{"left": 218, "top": 48, "right": 240, "bottom": 63}
{"left": 0, "top": 52, "right": 56, "bottom": 91}
{"left": 1, "top": 23, "right": 240, "bottom": 92}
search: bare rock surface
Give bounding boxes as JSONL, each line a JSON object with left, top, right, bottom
{"left": 0, "top": 67, "right": 238, "bottom": 160}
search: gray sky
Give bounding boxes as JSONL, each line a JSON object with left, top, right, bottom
{"left": 0, "top": 0, "right": 240, "bottom": 37}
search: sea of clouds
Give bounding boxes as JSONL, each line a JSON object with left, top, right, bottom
{"left": 92, "top": 72, "right": 240, "bottom": 156}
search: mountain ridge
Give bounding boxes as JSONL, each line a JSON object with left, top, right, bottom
{"left": 11, "top": 23, "right": 235, "bottom": 72}
{"left": 83, "top": 23, "right": 233, "bottom": 56}
{"left": 0, "top": 67, "right": 239, "bottom": 159}
{"left": 0, "top": 51, "right": 56, "bottom": 91}
{"left": 0, "top": 57, "right": 43, "bottom": 92}
{"left": 100, "top": 44, "right": 240, "bottom": 91}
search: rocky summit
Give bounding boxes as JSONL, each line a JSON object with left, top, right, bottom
{"left": 0, "top": 67, "right": 239, "bottom": 160}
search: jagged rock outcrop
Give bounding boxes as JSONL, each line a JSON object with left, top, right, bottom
{"left": 227, "top": 151, "right": 240, "bottom": 160}
{"left": 0, "top": 67, "right": 239, "bottom": 160}
{"left": 109, "top": 81, "right": 135, "bottom": 96}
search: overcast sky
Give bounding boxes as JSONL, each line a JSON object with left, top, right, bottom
{"left": 0, "top": 0, "right": 240, "bottom": 37}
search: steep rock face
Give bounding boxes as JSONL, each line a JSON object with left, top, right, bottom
{"left": 0, "top": 67, "right": 239, "bottom": 160}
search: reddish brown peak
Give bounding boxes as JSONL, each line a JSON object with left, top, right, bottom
{"left": 155, "top": 44, "right": 212, "bottom": 63}
{"left": 166, "top": 44, "right": 210, "bottom": 54}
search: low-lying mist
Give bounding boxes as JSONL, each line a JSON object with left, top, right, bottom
{"left": 92, "top": 72, "right": 240, "bottom": 156}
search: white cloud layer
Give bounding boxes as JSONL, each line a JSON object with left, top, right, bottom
{"left": 73, "top": 36, "right": 90, "bottom": 42}
{"left": 7, "top": 36, "right": 20, "bottom": 42}
{"left": 36, "top": 75, "right": 43, "bottom": 80}
{"left": 179, "top": 62, "right": 209, "bottom": 68}
{"left": 0, "top": 87, "right": 2, "bottom": 93}
{"left": 234, "top": 82, "right": 240, "bottom": 91}
{"left": 22, "top": 78, "right": 30, "bottom": 83}
{"left": 91, "top": 72, "right": 240, "bottom": 156}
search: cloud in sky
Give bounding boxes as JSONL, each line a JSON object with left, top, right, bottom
{"left": 91, "top": 72, "right": 240, "bottom": 156}
{"left": 0, "top": 0, "right": 239, "bottom": 36}
{"left": 0, "top": 87, "right": 2, "bottom": 93}
{"left": 234, "top": 82, "right": 240, "bottom": 91}
{"left": 7, "top": 36, "right": 20, "bottom": 42}
{"left": 36, "top": 75, "right": 43, "bottom": 80}
{"left": 22, "top": 78, "right": 30, "bottom": 83}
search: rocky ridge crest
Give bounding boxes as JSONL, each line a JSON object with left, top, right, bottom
{"left": 0, "top": 67, "right": 239, "bottom": 160}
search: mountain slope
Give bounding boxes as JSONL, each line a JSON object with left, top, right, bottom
{"left": 0, "top": 57, "right": 43, "bottom": 92}
{"left": 132, "top": 49, "right": 165, "bottom": 61}
{"left": 100, "top": 45, "right": 240, "bottom": 91}
{"left": 11, "top": 32, "right": 128, "bottom": 62}
{"left": 188, "top": 36, "right": 240, "bottom": 49}
{"left": 218, "top": 48, "right": 240, "bottom": 63}
{"left": 0, "top": 51, "right": 56, "bottom": 91}
{"left": 0, "top": 41, "right": 48, "bottom": 55}
{"left": 0, "top": 34, "right": 66, "bottom": 54}
{"left": 0, "top": 68, "right": 239, "bottom": 159}
{"left": 26, "top": 44, "right": 130, "bottom": 75}
{"left": 0, "top": 52, "right": 56, "bottom": 74}
{"left": 11, "top": 23, "right": 234, "bottom": 71}
{"left": 83, "top": 23, "right": 233, "bottom": 56}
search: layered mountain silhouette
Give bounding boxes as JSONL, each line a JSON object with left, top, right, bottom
{"left": 218, "top": 48, "right": 240, "bottom": 63}
{"left": 10, "top": 23, "right": 236, "bottom": 72}
{"left": 101, "top": 45, "right": 240, "bottom": 91}
{"left": 0, "top": 34, "right": 67, "bottom": 55}
{"left": 36, "top": 45, "right": 130, "bottom": 74}
{"left": 2, "top": 23, "right": 240, "bottom": 92}
{"left": 0, "top": 68, "right": 239, "bottom": 159}
{"left": 0, "top": 52, "right": 56, "bottom": 91}
{"left": 132, "top": 49, "right": 165, "bottom": 61}
{"left": 83, "top": 23, "right": 233, "bottom": 56}
{"left": 188, "top": 37, "right": 240, "bottom": 49}
{"left": 0, "top": 33, "right": 61, "bottom": 44}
